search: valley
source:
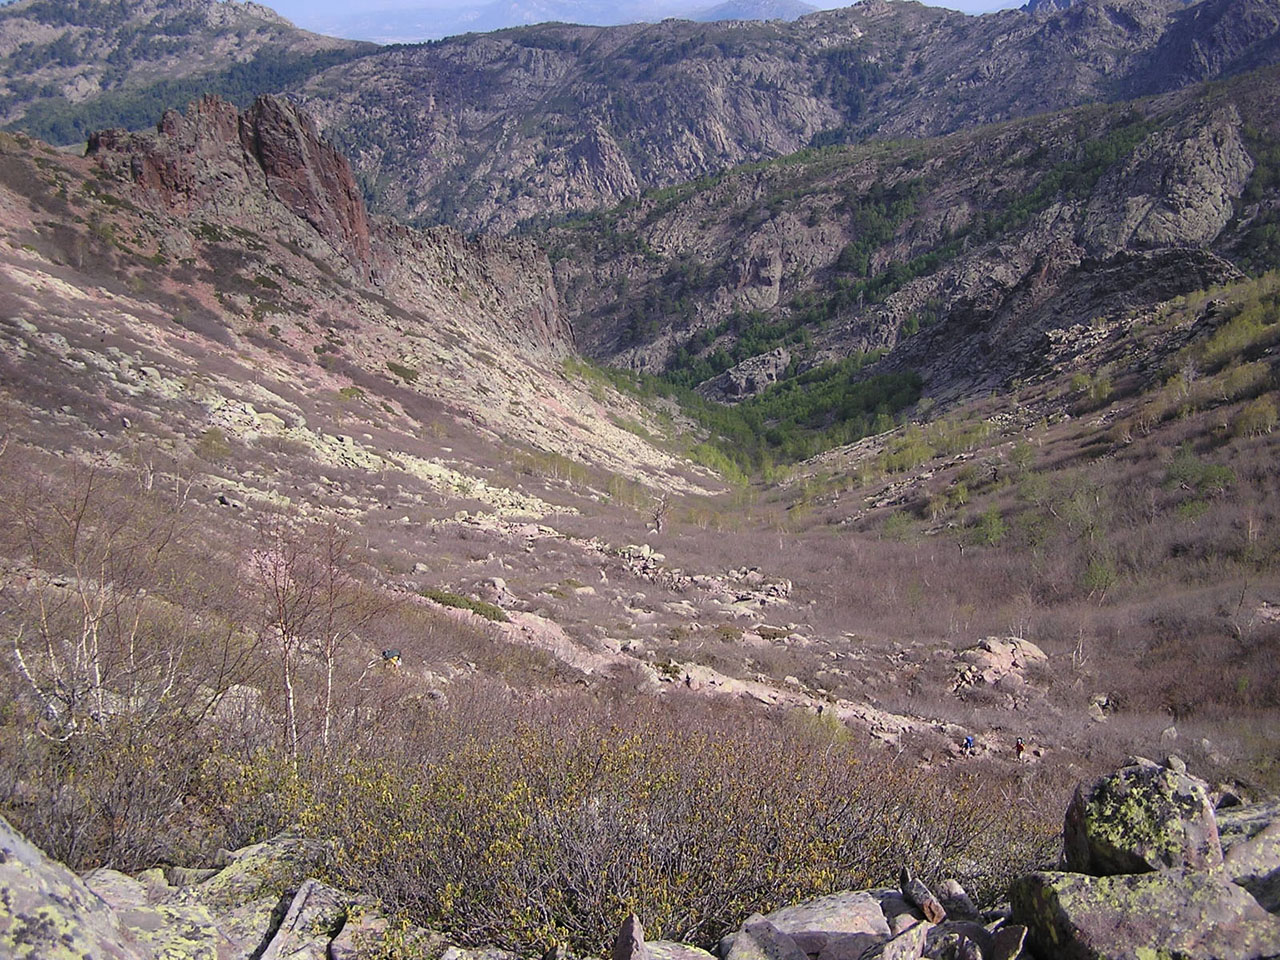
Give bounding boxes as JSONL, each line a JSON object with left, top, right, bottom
{"left": 0, "top": 0, "right": 1279, "bottom": 958}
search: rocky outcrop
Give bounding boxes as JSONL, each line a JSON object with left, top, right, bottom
{"left": 241, "top": 95, "right": 374, "bottom": 268}
{"left": 951, "top": 637, "right": 1048, "bottom": 694}
{"left": 699, "top": 348, "right": 793, "bottom": 402}
{"left": 0, "top": 814, "right": 147, "bottom": 960}
{"left": 1013, "top": 756, "right": 1280, "bottom": 959}
{"left": 1082, "top": 105, "right": 1255, "bottom": 256}
{"left": 88, "top": 95, "right": 374, "bottom": 271}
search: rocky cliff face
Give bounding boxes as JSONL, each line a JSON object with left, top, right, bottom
{"left": 549, "top": 67, "right": 1277, "bottom": 400}
{"left": 88, "top": 94, "right": 374, "bottom": 272}
{"left": 83, "top": 94, "right": 574, "bottom": 356}
{"left": 293, "top": 0, "right": 1280, "bottom": 233}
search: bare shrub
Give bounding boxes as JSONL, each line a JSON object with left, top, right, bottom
{"left": 309, "top": 689, "right": 1058, "bottom": 954}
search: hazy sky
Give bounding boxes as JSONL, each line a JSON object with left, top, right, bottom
{"left": 268, "top": 0, "right": 1020, "bottom": 38}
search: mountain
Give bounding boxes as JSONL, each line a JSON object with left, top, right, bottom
{"left": 548, "top": 65, "right": 1280, "bottom": 411}
{"left": 311, "top": 0, "right": 814, "bottom": 45}
{"left": 0, "top": 0, "right": 375, "bottom": 143}
{"left": 6, "top": 0, "right": 1278, "bottom": 235}
{"left": 282, "top": 0, "right": 1280, "bottom": 234}
{"left": 691, "top": 0, "right": 818, "bottom": 22}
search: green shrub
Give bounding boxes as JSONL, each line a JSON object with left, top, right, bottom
{"left": 971, "top": 506, "right": 1007, "bottom": 547}
{"left": 307, "top": 698, "right": 1055, "bottom": 954}
{"left": 386, "top": 361, "right": 419, "bottom": 384}
{"left": 419, "top": 588, "right": 509, "bottom": 623}
{"left": 1234, "top": 395, "right": 1277, "bottom": 438}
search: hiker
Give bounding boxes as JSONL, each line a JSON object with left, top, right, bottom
{"left": 1015, "top": 736, "right": 1025, "bottom": 761}
{"left": 381, "top": 649, "right": 402, "bottom": 668}
{"left": 963, "top": 734, "right": 975, "bottom": 756}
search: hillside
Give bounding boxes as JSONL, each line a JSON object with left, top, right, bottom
{"left": 0, "top": 0, "right": 375, "bottom": 143}
{"left": 0, "top": 5, "right": 1279, "bottom": 957}
{"left": 6, "top": 0, "right": 1279, "bottom": 234}
{"left": 289, "top": 0, "right": 1280, "bottom": 232}
{"left": 549, "top": 65, "right": 1280, "bottom": 422}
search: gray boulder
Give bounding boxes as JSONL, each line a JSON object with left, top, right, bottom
{"left": 614, "top": 913, "right": 651, "bottom": 960}
{"left": 647, "top": 942, "right": 717, "bottom": 960}
{"left": 260, "top": 877, "right": 351, "bottom": 959}
{"left": 1062, "top": 756, "right": 1223, "bottom": 875}
{"left": 725, "top": 917, "right": 810, "bottom": 960}
{"left": 860, "top": 921, "right": 931, "bottom": 960}
{"left": 756, "top": 890, "right": 892, "bottom": 960}
{"left": 0, "top": 815, "right": 147, "bottom": 960}
{"left": 1011, "top": 868, "right": 1280, "bottom": 960}
{"left": 1222, "top": 817, "right": 1280, "bottom": 914}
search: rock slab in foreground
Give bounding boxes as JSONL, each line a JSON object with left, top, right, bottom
{"left": 0, "top": 815, "right": 147, "bottom": 960}
{"left": 756, "top": 889, "right": 892, "bottom": 960}
{"left": 1011, "top": 868, "right": 1280, "bottom": 960}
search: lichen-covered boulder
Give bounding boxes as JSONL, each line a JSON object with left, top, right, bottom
{"left": 85, "top": 867, "right": 231, "bottom": 960}
{"left": 1010, "top": 868, "right": 1280, "bottom": 960}
{"left": 1221, "top": 811, "right": 1280, "bottom": 914}
{"left": 1062, "top": 756, "right": 1223, "bottom": 875}
{"left": 260, "top": 877, "right": 351, "bottom": 960}
{"left": 0, "top": 815, "right": 146, "bottom": 960}
{"left": 646, "top": 942, "right": 718, "bottom": 960}
{"left": 168, "top": 829, "right": 328, "bottom": 958}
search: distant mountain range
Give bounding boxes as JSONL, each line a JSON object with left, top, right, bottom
{"left": 309, "top": 0, "right": 818, "bottom": 44}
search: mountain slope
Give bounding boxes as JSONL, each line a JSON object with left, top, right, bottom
{"left": 291, "top": 0, "right": 1280, "bottom": 232}
{"left": 545, "top": 65, "right": 1280, "bottom": 420}
{"left": 0, "top": 0, "right": 375, "bottom": 143}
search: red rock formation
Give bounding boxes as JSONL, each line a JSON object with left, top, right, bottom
{"left": 88, "top": 95, "right": 372, "bottom": 271}
{"left": 239, "top": 96, "right": 373, "bottom": 268}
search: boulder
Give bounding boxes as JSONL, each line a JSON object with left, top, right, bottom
{"left": 167, "top": 829, "right": 328, "bottom": 958}
{"left": 860, "top": 920, "right": 931, "bottom": 960}
{"left": 756, "top": 889, "right": 891, "bottom": 960}
{"left": 725, "top": 917, "right": 810, "bottom": 960}
{"left": 900, "top": 868, "right": 946, "bottom": 924}
{"left": 647, "top": 942, "right": 717, "bottom": 960}
{"left": 260, "top": 878, "right": 351, "bottom": 960}
{"left": 0, "top": 815, "right": 148, "bottom": 960}
{"left": 952, "top": 637, "right": 1048, "bottom": 691}
{"left": 614, "top": 913, "right": 650, "bottom": 960}
{"left": 987, "top": 923, "right": 1028, "bottom": 960}
{"left": 1062, "top": 756, "right": 1222, "bottom": 875}
{"left": 84, "top": 867, "right": 230, "bottom": 960}
{"left": 1010, "top": 868, "right": 1280, "bottom": 960}
{"left": 1222, "top": 818, "right": 1280, "bottom": 913}
{"left": 935, "top": 880, "right": 978, "bottom": 921}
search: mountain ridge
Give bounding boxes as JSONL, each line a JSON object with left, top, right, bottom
{"left": 289, "top": 0, "right": 1280, "bottom": 233}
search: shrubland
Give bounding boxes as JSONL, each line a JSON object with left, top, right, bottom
{"left": 0, "top": 437, "right": 1059, "bottom": 956}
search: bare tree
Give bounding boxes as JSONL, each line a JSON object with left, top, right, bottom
{"left": 649, "top": 494, "right": 670, "bottom": 534}
{"left": 5, "top": 464, "right": 194, "bottom": 740}
{"left": 252, "top": 518, "right": 381, "bottom": 762}
{"left": 252, "top": 519, "right": 317, "bottom": 765}
{"left": 314, "top": 522, "right": 383, "bottom": 755}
